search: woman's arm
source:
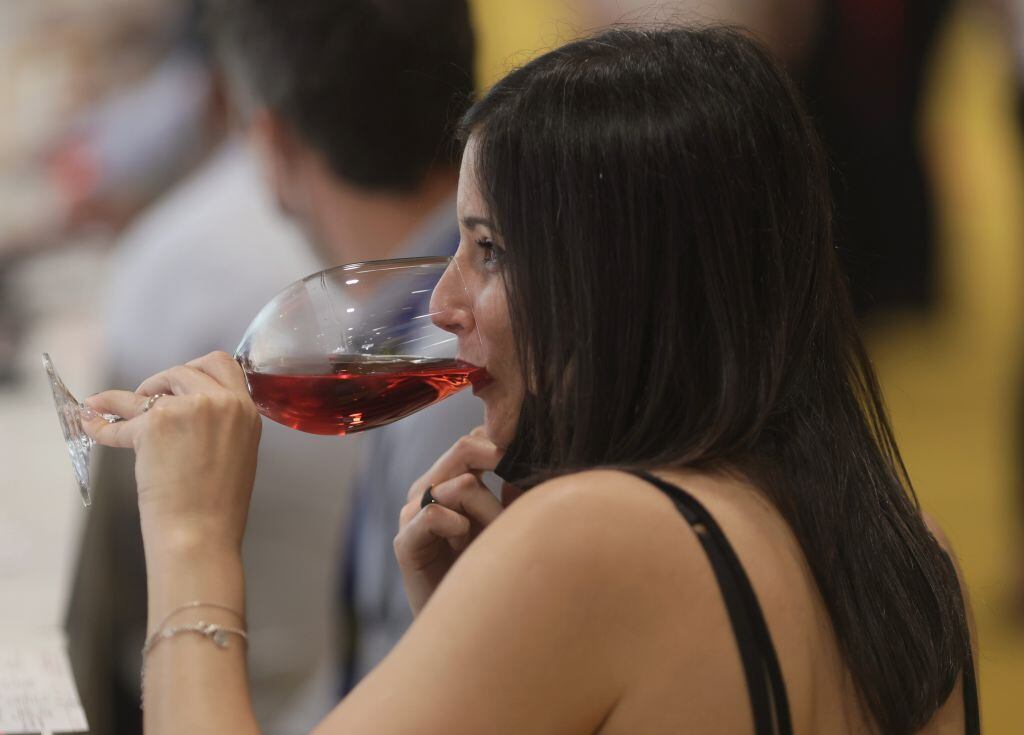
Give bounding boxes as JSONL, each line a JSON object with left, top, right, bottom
{"left": 84, "top": 352, "right": 263, "bottom": 735}
{"left": 140, "top": 542, "right": 257, "bottom": 735}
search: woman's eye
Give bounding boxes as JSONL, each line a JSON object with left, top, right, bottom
{"left": 476, "top": 237, "right": 503, "bottom": 270}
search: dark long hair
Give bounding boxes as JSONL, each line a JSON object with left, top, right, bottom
{"left": 461, "top": 27, "right": 970, "bottom": 734}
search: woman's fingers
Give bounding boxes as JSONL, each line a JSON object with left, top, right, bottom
{"left": 395, "top": 428, "right": 506, "bottom": 617}
{"left": 81, "top": 352, "right": 252, "bottom": 450}
{"left": 80, "top": 390, "right": 156, "bottom": 448}
{"left": 395, "top": 473, "right": 501, "bottom": 569}
{"left": 394, "top": 502, "right": 471, "bottom": 569}
{"left": 185, "top": 351, "right": 250, "bottom": 395}
{"left": 137, "top": 364, "right": 222, "bottom": 398}
{"left": 83, "top": 389, "right": 148, "bottom": 420}
{"left": 431, "top": 473, "right": 504, "bottom": 528}
{"left": 407, "top": 434, "right": 505, "bottom": 503}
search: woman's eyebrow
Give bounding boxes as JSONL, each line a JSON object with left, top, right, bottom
{"left": 460, "top": 215, "right": 494, "bottom": 230}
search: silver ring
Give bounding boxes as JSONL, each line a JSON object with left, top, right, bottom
{"left": 141, "top": 393, "right": 167, "bottom": 413}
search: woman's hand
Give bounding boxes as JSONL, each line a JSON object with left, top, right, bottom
{"left": 81, "top": 351, "right": 262, "bottom": 558}
{"left": 394, "top": 428, "right": 506, "bottom": 616}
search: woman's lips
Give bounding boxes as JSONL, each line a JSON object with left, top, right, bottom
{"left": 456, "top": 355, "right": 493, "bottom": 393}
{"left": 469, "top": 366, "right": 495, "bottom": 394}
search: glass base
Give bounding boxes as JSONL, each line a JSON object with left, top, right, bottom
{"left": 42, "top": 353, "right": 94, "bottom": 506}
{"left": 42, "top": 353, "right": 124, "bottom": 507}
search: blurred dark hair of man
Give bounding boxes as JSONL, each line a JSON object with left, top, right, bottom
{"left": 207, "top": 0, "right": 476, "bottom": 263}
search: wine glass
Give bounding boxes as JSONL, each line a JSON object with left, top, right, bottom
{"left": 45, "top": 255, "right": 486, "bottom": 506}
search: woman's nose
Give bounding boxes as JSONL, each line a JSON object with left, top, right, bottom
{"left": 430, "top": 259, "right": 475, "bottom": 336}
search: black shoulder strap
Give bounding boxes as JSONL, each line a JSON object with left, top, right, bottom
{"left": 627, "top": 470, "right": 792, "bottom": 735}
{"left": 940, "top": 552, "right": 981, "bottom": 735}
{"left": 962, "top": 645, "right": 980, "bottom": 735}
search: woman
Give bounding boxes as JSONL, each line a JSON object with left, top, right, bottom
{"left": 85, "top": 27, "right": 979, "bottom": 734}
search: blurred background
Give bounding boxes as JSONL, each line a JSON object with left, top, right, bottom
{"left": 1, "top": 0, "right": 1022, "bottom": 732}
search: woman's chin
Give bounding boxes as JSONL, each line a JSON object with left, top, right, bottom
{"left": 482, "top": 407, "right": 517, "bottom": 450}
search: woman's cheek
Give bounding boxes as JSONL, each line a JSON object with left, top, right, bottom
{"left": 475, "top": 280, "right": 509, "bottom": 361}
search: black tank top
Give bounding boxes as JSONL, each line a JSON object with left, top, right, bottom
{"left": 627, "top": 469, "right": 980, "bottom": 735}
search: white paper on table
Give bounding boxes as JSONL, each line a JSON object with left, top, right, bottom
{"left": 0, "top": 634, "right": 88, "bottom": 734}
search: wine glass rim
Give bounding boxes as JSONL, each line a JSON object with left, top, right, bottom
{"left": 299, "top": 255, "right": 453, "bottom": 283}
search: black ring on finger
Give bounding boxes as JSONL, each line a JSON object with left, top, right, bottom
{"left": 420, "top": 485, "right": 437, "bottom": 509}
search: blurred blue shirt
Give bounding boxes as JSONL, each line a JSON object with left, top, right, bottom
{"left": 340, "top": 196, "right": 488, "bottom": 689}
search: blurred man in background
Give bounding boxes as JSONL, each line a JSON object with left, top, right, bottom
{"left": 207, "top": 0, "right": 482, "bottom": 694}
{"left": 66, "top": 1, "right": 480, "bottom": 732}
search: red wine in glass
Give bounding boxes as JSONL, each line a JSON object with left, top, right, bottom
{"left": 45, "top": 256, "right": 483, "bottom": 505}
{"left": 244, "top": 355, "right": 489, "bottom": 435}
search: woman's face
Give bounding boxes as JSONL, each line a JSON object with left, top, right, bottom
{"left": 431, "top": 136, "right": 523, "bottom": 448}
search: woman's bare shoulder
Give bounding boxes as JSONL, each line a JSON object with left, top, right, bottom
{"left": 505, "top": 467, "right": 788, "bottom": 561}
{"left": 497, "top": 468, "right": 717, "bottom": 573}
{"left": 468, "top": 469, "right": 739, "bottom": 633}
{"left": 482, "top": 469, "right": 817, "bottom": 732}
{"left": 507, "top": 467, "right": 715, "bottom": 518}
{"left": 497, "top": 467, "right": 784, "bottom": 569}
{"left": 482, "top": 468, "right": 751, "bottom": 642}
{"left": 490, "top": 468, "right": 709, "bottom": 566}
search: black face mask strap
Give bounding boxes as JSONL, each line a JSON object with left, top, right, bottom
{"left": 493, "top": 450, "right": 533, "bottom": 487}
{"left": 493, "top": 393, "right": 540, "bottom": 487}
